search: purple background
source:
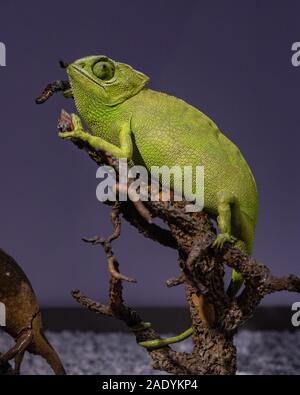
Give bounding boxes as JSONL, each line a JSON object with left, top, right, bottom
{"left": 0, "top": 0, "right": 299, "bottom": 307}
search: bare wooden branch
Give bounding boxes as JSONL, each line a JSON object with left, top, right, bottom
{"left": 166, "top": 273, "right": 185, "bottom": 288}
{"left": 59, "top": 110, "right": 300, "bottom": 375}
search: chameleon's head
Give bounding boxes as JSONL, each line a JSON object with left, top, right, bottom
{"left": 67, "top": 55, "right": 149, "bottom": 110}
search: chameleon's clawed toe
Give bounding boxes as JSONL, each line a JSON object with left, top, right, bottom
{"left": 213, "top": 233, "right": 237, "bottom": 250}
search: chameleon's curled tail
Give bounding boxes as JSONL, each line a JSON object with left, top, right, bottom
{"left": 227, "top": 238, "right": 249, "bottom": 297}
{"left": 138, "top": 240, "right": 248, "bottom": 349}
{"left": 138, "top": 327, "right": 193, "bottom": 349}
{"left": 227, "top": 269, "right": 244, "bottom": 297}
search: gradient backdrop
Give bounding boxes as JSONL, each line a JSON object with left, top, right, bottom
{"left": 0, "top": 0, "right": 299, "bottom": 307}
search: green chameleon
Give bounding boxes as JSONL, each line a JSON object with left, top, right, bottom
{"left": 47, "top": 55, "right": 258, "bottom": 348}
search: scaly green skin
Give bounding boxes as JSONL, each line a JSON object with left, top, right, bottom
{"left": 58, "top": 55, "right": 258, "bottom": 347}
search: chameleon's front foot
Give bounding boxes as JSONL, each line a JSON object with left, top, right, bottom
{"left": 212, "top": 232, "right": 237, "bottom": 250}
{"left": 58, "top": 110, "right": 134, "bottom": 161}
{"left": 58, "top": 113, "right": 87, "bottom": 142}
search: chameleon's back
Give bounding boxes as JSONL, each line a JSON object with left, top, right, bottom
{"left": 125, "top": 88, "right": 258, "bottom": 252}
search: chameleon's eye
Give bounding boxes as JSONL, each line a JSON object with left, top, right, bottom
{"left": 93, "top": 60, "right": 115, "bottom": 80}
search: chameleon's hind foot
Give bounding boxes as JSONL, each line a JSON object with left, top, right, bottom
{"left": 212, "top": 232, "right": 237, "bottom": 250}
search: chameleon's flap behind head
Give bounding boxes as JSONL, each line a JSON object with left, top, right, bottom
{"left": 67, "top": 55, "right": 149, "bottom": 107}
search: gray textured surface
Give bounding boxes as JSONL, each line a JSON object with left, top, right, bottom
{"left": 1, "top": 330, "right": 300, "bottom": 375}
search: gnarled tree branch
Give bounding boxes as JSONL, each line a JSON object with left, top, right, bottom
{"left": 56, "top": 110, "right": 300, "bottom": 375}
